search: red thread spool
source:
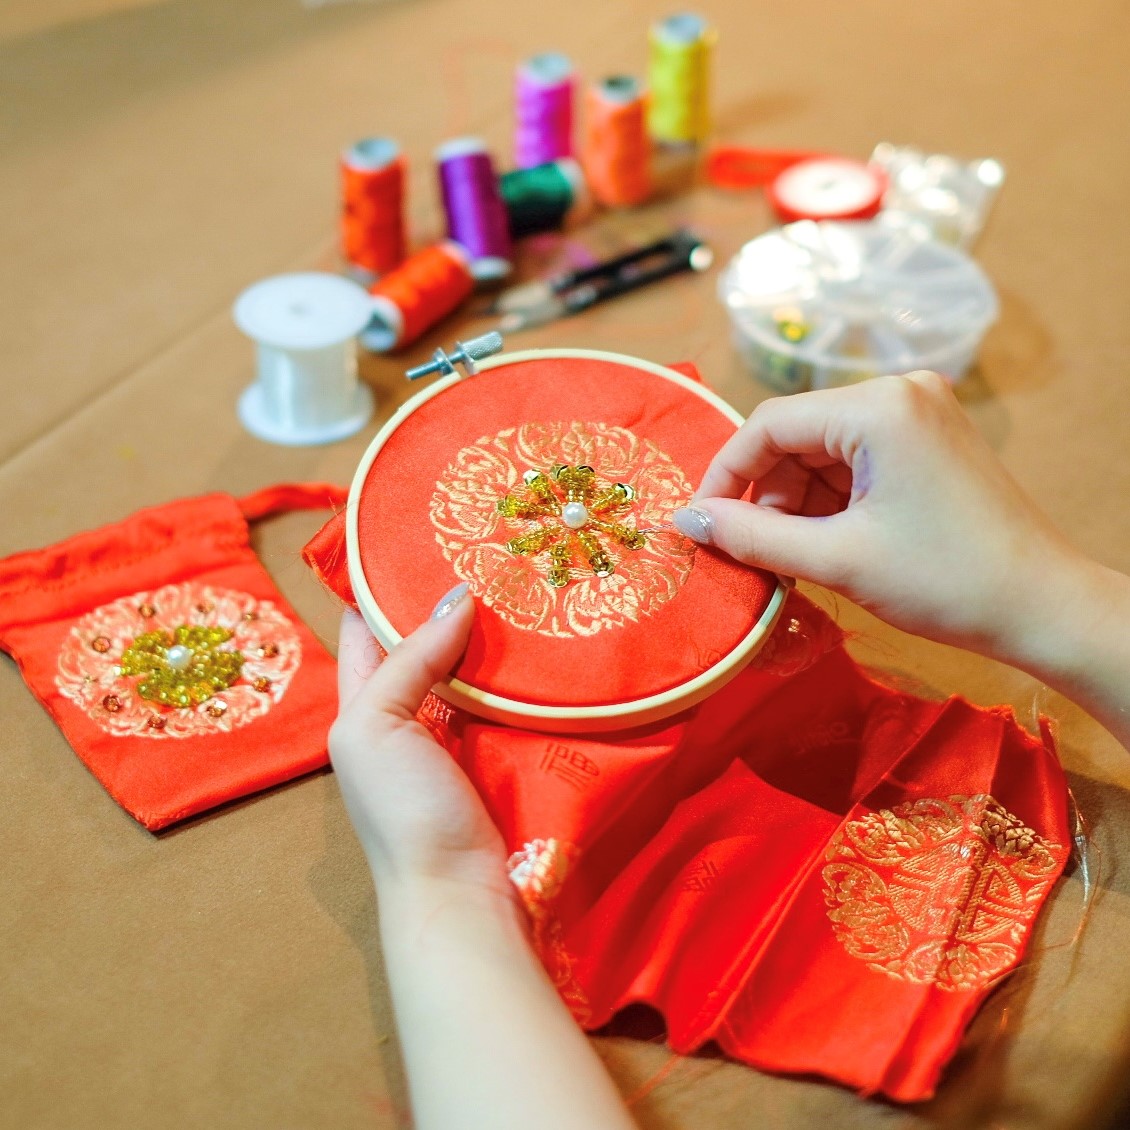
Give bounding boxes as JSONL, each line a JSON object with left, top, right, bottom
{"left": 361, "top": 242, "right": 474, "bottom": 353}
{"left": 341, "top": 137, "right": 408, "bottom": 277}
{"left": 584, "top": 76, "right": 652, "bottom": 207}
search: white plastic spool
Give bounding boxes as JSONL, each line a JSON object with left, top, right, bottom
{"left": 233, "top": 272, "right": 374, "bottom": 446}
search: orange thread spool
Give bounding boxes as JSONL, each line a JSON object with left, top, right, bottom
{"left": 362, "top": 242, "right": 474, "bottom": 353}
{"left": 584, "top": 76, "right": 652, "bottom": 207}
{"left": 341, "top": 138, "right": 408, "bottom": 277}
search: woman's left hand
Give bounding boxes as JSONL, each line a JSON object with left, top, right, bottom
{"left": 330, "top": 586, "right": 509, "bottom": 895}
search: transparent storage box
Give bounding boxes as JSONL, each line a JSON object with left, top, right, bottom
{"left": 720, "top": 219, "right": 999, "bottom": 394}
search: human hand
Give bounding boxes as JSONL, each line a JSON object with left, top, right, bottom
{"left": 329, "top": 585, "right": 509, "bottom": 896}
{"left": 674, "top": 371, "right": 1084, "bottom": 663}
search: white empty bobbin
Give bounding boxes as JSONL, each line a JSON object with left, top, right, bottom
{"left": 233, "top": 272, "right": 374, "bottom": 446}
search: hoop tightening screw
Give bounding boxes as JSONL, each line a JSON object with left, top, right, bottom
{"left": 405, "top": 332, "right": 504, "bottom": 381}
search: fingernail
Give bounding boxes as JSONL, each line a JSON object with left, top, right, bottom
{"left": 431, "top": 582, "right": 470, "bottom": 620}
{"left": 672, "top": 507, "right": 714, "bottom": 545}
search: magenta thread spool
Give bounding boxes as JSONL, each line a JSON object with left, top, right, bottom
{"left": 514, "top": 52, "right": 576, "bottom": 169}
{"left": 436, "top": 138, "right": 513, "bottom": 282}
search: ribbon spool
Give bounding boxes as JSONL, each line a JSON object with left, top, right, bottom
{"left": 233, "top": 273, "right": 374, "bottom": 446}
{"left": 361, "top": 242, "right": 475, "bottom": 353}
{"left": 340, "top": 137, "right": 408, "bottom": 278}
{"left": 514, "top": 52, "right": 576, "bottom": 169}
{"left": 499, "top": 158, "right": 592, "bottom": 238}
{"left": 769, "top": 158, "right": 886, "bottom": 223}
{"left": 436, "top": 138, "right": 513, "bottom": 282}
{"left": 707, "top": 148, "right": 887, "bottom": 223}
{"left": 648, "top": 12, "right": 715, "bottom": 146}
{"left": 584, "top": 76, "right": 652, "bottom": 207}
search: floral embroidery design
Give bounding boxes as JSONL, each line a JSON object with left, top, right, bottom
{"left": 431, "top": 422, "right": 695, "bottom": 638}
{"left": 509, "top": 838, "right": 590, "bottom": 1022}
{"left": 56, "top": 583, "right": 301, "bottom": 739}
{"left": 822, "top": 795, "right": 1063, "bottom": 991}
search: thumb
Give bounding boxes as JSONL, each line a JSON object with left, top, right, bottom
{"left": 673, "top": 500, "right": 846, "bottom": 585}
{"left": 350, "top": 583, "right": 474, "bottom": 724}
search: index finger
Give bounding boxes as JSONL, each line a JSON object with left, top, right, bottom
{"left": 695, "top": 387, "right": 856, "bottom": 501}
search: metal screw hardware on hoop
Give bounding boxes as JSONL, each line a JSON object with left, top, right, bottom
{"left": 405, "top": 332, "right": 505, "bottom": 380}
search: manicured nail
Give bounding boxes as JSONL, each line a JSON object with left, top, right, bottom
{"left": 431, "top": 582, "right": 470, "bottom": 620}
{"left": 672, "top": 507, "right": 714, "bottom": 544}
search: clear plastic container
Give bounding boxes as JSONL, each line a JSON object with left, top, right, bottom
{"left": 719, "top": 219, "right": 999, "bottom": 394}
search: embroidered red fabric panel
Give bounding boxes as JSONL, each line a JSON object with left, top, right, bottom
{"left": 352, "top": 355, "right": 778, "bottom": 708}
{"left": 428, "top": 592, "right": 1069, "bottom": 1102}
{"left": 0, "top": 484, "right": 345, "bottom": 831}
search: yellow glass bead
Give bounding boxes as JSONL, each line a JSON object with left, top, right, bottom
{"left": 547, "top": 545, "right": 572, "bottom": 589}
{"left": 576, "top": 530, "right": 614, "bottom": 577}
{"left": 506, "top": 527, "right": 558, "bottom": 556}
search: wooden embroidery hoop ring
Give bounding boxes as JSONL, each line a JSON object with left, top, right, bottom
{"left": 346, "top": 347, "right": 788, "bottom": 733}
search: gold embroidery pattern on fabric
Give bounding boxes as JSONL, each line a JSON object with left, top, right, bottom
{"left": 56, "top": 583, "right": 301, "bottom": 739}
{"left": 431, "top": 422, "right": 695, "bottom": 638}
{"left": 509, "top": 838, "right": 591, "bottom": 1023}
{"left": 822, "top": 795, "right": 1062, "bottom": 991}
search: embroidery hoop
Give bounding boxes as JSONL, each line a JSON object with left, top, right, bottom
{"left": 346, "top": 348, "right": 788, "bottom": 732}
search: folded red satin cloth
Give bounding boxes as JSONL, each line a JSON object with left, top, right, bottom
{"left": 306, "top": 535, "right": 1069, "bottom": 1101}
{"left": 0, "top": 483, "right": 346, "bottom": 830}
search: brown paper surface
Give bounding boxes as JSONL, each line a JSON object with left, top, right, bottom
{"left": 3, "top": 0, "right": 1130, "bottom": 1126}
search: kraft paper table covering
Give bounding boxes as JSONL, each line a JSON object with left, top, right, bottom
{"left": 3, "top": 0, "right": 1130, "bottom": 1127}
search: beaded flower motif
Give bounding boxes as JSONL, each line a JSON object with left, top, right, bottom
{"left": 431, "top": 421, "right": 695, "bottom": 638}
{"left": 56, "top": 583, "right": 301, "bottom": 739}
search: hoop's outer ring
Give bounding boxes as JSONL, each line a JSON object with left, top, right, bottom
{"left": 346, "top": 348, "right": 787, "bottom": 733}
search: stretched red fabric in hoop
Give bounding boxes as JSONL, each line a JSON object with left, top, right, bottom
{"left": 304, "top": 357, "right": 1071, "bottom": 1101}
{"left": 0, "top": 483, "right": 346, "bottom": 831}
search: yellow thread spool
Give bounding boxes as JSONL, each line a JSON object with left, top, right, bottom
{"left": 647, "top": 12, "right": 715, "bottom": 146}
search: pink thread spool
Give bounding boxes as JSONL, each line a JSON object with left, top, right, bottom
{"left": 514, "top": 52, "right": 576, "bottom": 169}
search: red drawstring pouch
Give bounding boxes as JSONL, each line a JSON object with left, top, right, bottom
{"left": 304, "top": 350, "right": 1071, "bottom": 1101}
{"left": 0, "top": 483, "right": 346, "bottom": 831}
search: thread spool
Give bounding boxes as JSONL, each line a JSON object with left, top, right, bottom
{"left": 436, "top": 138, "right": 513, "bottom": 281}
{"left": 361, "top": 242, "right": 475, "bottom": 353}
{"left": 499, "top": 158, "right": 592, "bottom": 238}
{"left": 340, "top": 137, "right": 407, "bottom": 278}
{"left": 514, "top": 52, "right": 576, "bottom": 168}
{"left": 233, "top": 273, "right": 374, "bottom": 446}
{"left": 584, "top": 76, "right": 652, "bottom": 207}
{"left": 648, "top": 12, "right": 715, "bottom": 146}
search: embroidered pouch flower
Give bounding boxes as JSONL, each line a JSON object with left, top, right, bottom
{"left": 0, "top": 484, "right": 345, "bottom": 830}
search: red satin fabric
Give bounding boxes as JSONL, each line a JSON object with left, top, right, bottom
{"left": 450, "top": 592, "right": 1070, "bottom": 1101}
{"left": 355, "top": 355, "right": 778, "bottom": 707}
{"left": 303, "top": 356, "right": 1071, "bottom": 1100}
{"left": 0, "top": 484, "right": 346, "bottom": 830}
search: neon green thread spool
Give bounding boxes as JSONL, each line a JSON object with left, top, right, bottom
{"left": 647, "top": 12, "right": 715, "bottom": 146}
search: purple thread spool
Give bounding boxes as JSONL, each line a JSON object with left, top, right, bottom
{"left": 514, "top": 52, "right": 575, "bottom": 169}
{"left": 436, "top": 138, "right": 513, "bottom": 282}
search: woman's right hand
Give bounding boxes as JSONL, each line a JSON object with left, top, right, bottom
{"left": 674, "top": 371, "right": 1085, "bottom": 665}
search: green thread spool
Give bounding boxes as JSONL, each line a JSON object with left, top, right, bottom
{"left": 499, "top": 157, "right": 592, "bottom": 239}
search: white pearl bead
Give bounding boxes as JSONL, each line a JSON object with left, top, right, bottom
{"left": 561, "top": 502, "right": 589, "bottom": 530}
{"left": 165, "top": 644, "right": 194, "bottom": 671}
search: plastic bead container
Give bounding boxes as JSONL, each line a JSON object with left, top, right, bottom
{"left": 719, "top": 220, "right": 999, "bottom": 394}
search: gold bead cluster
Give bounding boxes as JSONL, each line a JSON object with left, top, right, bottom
{"left": 496, "top": 463, "right": 647, "bottom": 588}
{"left": 118, "top": 625, "right": 245, "bottom": 708}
